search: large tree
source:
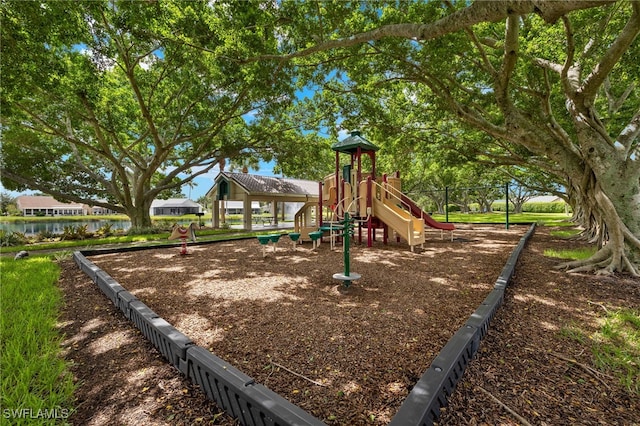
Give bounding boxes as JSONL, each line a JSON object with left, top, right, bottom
{"left": 0, "top": 0, "right": 325, "bottom": 228}
{"left": 253, "top": 0, "right": 639, "bottom": 275}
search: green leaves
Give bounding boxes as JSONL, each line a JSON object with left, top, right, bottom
{"left": 1, "top": 0, "right": 307, "bottom": 227}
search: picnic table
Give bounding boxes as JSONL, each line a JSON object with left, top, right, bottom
{"left": 254, "top": 216, "right": 274, "bottom": 225}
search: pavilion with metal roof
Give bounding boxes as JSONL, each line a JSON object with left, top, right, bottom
{"left": 206, "top": 171, "right": 319, "bottom": 230}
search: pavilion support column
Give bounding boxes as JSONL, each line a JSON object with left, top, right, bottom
{"left": 271, "top": 200, "right": 278, "bottom": 225}
{"left": 243, "top": 194, "right": 252, "bottom": 231}
{"left": 213, "top": 197, "right": 220, "bottom": 228}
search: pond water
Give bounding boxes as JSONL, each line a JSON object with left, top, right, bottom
{"left": 0, "top": 218, "right": 199, "bottom": 236}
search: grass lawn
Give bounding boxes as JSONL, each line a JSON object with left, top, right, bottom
{"left": 431, "top": 211, "right": 572, "bottom": 225}
{"left": 0, "top": 257, "right": 75, "bottom": 424}
{"left": 550, "top": 228, "right": 583, "bottom": 238}
{"left": 544, "top": 246, "right": 597, "bottom": 260}
{"left": 592, "top": 308, "right": 640, "bottom": 394}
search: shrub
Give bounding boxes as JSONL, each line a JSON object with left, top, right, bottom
{"left": 127, "top": 225, "right": 166, "bottom": 236}
{"left": 0, "top": 230, "right": 28, "bottom": 247}
{"left": 491, "top": 201, "right": 570, "bottom": 213}
{"left": 491, "top": 202, "right": 510, "bottom": 212}
{"left": 61, "top": 224, "right": 90, "bottom": 240}
{"left": 152, "top": 219, "right": 176, "bottom": 232}
{"left": 5, "top": 205, "right": 20, "bottom": 216}
{"left": 127, "top": 226, "right": 155, "bottom": 236}
{"left": 522, "top": 202, "right": 569, "bottom": 213}
{"left": 95, "top": 223, "right": 113, "bottom": 237}
{"left": 35, "top": 230, "right": 57, "bottom": 242}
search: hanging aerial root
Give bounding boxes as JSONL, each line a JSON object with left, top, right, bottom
{"left": 622, "top": 224, "right": 640, "bottom": 251}
{"left": 559, "top": 247, "right": 639, "bottom": 277}
{"left": 555, "top": 246, "right": 611, "bottom": 271}
{"left": 623, "top": 259, "right": 639, "bottom": 276}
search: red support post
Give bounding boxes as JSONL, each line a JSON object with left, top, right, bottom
{"left": 356, "top": 147, "right": 362, "bottom": 187}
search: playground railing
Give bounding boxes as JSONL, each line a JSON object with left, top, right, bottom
{"left": 294, "top": 201, "right": 319, "bottom": 241}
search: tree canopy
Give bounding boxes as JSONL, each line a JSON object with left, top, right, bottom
{"left": 1, "top": 0, "right": 638, "bottom": 275}
{"left": 0, "top": 0, "right": 331, "bottom": 227}
{"left": 246, "top": 0, "right": 639, "bottom": 275}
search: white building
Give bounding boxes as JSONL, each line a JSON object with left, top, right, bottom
{"left": 150, "top": 199, "right": 202, "bottom": 216}
{"left": 16, "top": 195, "right": 89, "bottom": 216}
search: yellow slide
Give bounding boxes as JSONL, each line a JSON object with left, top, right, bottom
{"left": 372, "top": 195, "right": 425, "bottom": 251}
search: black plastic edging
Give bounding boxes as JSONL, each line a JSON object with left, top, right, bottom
{"left": 73, "top": 250, "right": 327, "bottom": 426}
{"left": 389, "top": 223, "right": 536, "bottom": 426}
{"left": 186, "top": 346, "right": 325, "bottom": 426}
{"left": 94, "top": 270, "right": 126, "bottom": 306}
{"left": 73, "top": 251, "right": 101, "bottom": 282}
{"left": 494, "top": 223, "right": 536, "bottom": 291}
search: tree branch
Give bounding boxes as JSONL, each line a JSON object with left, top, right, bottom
{"left": 533, "top": 57, "right": 563, "bottom": 74}
{"left": 540, "top": 68, "right": 582, "bottom": 158}
{"left": 604, "top": 78, "right": 636, "bottom": 115}
{"left": 581, "top": 2, "right": 640, "bottom": 99}
{"left": 496, "top": 14, "right": 520, "bottom": 106}
{"left": 0, "top": 168, "right": 126, "bottom": 214}
{"left": 616, "top": 107, "right": 640, "bottom": 158}
{"left": 247, "top": 1, "right": 613, "bottom": 63}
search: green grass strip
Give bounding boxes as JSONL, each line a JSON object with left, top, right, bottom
{"left": 543, "top": 247, "right": 597, "bottom": 260}
{"left": 0, "top": 228, "right": 253, "bottom": 254}
{"left": 0, "top": 257, "right": 75, "bottom": 425}
{"left": 430, "top": 212, "right": 571, "bottom": 225}
{"left": 550, "top": 228, "right": 582, "bottom": 238}
{"left": 592, "top": 308, "right": 640, "bottom": 395}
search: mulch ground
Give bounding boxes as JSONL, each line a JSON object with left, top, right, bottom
{"left": 57, "top": 224, "right": 639, "bottom": 425}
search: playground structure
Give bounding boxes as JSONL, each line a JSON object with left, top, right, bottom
{"left": 295, "top": 131, "right": 454, "bottom": 251}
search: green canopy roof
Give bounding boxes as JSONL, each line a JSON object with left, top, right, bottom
{"left": 331, "top": 131, "right": 379, "bottom": 154}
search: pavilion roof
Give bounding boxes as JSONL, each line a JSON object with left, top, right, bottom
{"left": 213, "top": 172, "right": 318, "bottom": 196}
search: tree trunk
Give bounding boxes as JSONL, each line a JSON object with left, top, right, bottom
{"left": 511, "top": 201, "right": 522, "bottom": 214}
{"left": 126, "top": 200, "right": 154, "bottom": 230}
{"left": 557, "top": 124, "right": 640, "bottom": 276}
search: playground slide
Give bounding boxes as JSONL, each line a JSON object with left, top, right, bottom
{"left": 371, "top": 196, "right": 425, "bottom": 249}
{"left": 400, "top": 194, "right": 455, "bottom": 231}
